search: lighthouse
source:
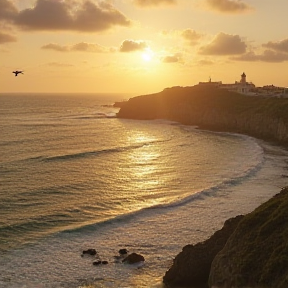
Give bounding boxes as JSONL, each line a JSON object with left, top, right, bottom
{"left": 240, "top": 72, "right": 246, "bottom": 84}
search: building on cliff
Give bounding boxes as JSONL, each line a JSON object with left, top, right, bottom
{"left": 220, "top": 72, "right": 255, "bottom": 94}
{"left": 198, "top": 73, "right": 288, "bottom": 97}
{"left": 198, "top": 77, "right": 222, "bottom": 87}
{"left": 253, "top": 85, "right": 288, "bottom": 98}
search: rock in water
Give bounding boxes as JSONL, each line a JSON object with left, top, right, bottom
{"left": 122, "top": 253, "right": 145, "bottom": 264}
{"left": 119, "top": 248, "right": 128, "bottom": 255}
{"left": 82, "top": 248, "right": 97, "bottom": 256}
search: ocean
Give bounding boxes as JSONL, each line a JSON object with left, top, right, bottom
{"left": 0, "top": 93, "right": 287, "bottom": 288}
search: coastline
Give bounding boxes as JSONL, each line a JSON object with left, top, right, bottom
{"left": 117, "top": 85, "right": 288, "bottom": 149}
{"left": 116, "top": 86, "right": 288, "bottom": 287}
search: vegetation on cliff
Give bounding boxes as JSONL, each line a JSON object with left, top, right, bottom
{"left": 162, "top": 187, "right": 288, "bottom": 288}
{"left": 163, "top": 215, "right": 244, "bottom": 288}
{"left": 117, "top": 85, "right": 288, "bottom": 145}
{"left": 209, "top": 187, "right": 288, "bottom": 288}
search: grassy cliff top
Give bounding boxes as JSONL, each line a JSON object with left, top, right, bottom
{"left": 209, "top": 187, "right": 288, "bottom": 288}
{"left": 118, "top": 85, "right": 288, "bottom": 121}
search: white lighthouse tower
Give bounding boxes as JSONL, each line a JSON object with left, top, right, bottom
{"left": 240, "top": 72, "right": 246, "bottom": 84}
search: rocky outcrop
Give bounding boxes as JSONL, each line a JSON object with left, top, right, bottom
{"left": 117, "top": 85, "right": 288, "bottom": 146}
{"left": 209, "top": 187, "right": 288, "bottom": 288}
{"left": 163, "top": 215, "right": 244, "bottom": 287}
{"left": 122, "top": 252, "right": 145, "bottom": 264}
{"left": 122, "top": 253, "right": 145, "bottom": 264}
{"left": 162, "top": 187, "right": 288, "bottom": 288}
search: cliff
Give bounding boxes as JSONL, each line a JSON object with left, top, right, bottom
{"left": 163, "top": 215, "right": 244, "bottom": 287}
{"left": 162, "top": 187, "right": 288, "bottom": 288}
{"left": 117, "top": 87, "right": 288, "bottom": 287}
{"left": 117, "top": 85, "right": 288, "bottom": 146}
{"left": 209, "top": 187, "right": 288, "bottom": 288}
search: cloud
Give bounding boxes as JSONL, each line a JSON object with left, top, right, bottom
{"left": 181, "top": 29, "right": 203, "bottom": 45}
{"left": 2, "top": 0, "right": 131, "bottom": 32}
{"left": 41, "top": 43, "right": 69, "bottom": 52}
{"left": 162, "top": 53, "right": 182, "bottom": 63}
{"left": 0, "top": 0, "right": 18, "bottom": 21}
{"left": 231, "top": 50, "right": 288, "bottom": 63}
{"left": 262, "top": 39, "right": 288, "bottom": 53}
{"left": 197, "top": 59, "right": 214, "bottom": 65}
{"left": 206, "top": 0, "right": 252, "bottom": 13}
{"left": 133, "top": 0, "right": 176, "bottom": 7}
{"left": 119, "top": 40, "right": 148, "bottom": 52}
{"left": 46, "top": 62, "right": 74, "bottom": 67}
{"left": 41, "top": 42, "right": 113, "bottom": 53}
{"left": 199, "top": 32, "right": 246, "bottom": 55}
{"left": 71, "top": 42, "right": 114, "bottom": 52}
{"left": 0, "top": 31, "right": 17, "bottom": 44}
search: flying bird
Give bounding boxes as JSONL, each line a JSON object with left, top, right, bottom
{"left": 12, "top": 71, "right": 24, "bottom": 77}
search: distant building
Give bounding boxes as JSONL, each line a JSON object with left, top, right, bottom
{"left": 199, "top": 77, "right": 222, "bottom": 87}
{"left": 255, "top": 85, "right": 288, "bottom": 98}
{"left": 198, "top": 73, "right": 288, "bottom": 97}
{"left": 217, "top": 72, "right": 255, "bottom": 94}
{"left": 234, "top": 72, "right": 255, "bottom": 94}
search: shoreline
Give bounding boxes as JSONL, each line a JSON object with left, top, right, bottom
{"left": 116, "top": 86, "right": 288, "bottom": 287}
{"left": 117, "top": 85, "right": 288, "bottom": 149}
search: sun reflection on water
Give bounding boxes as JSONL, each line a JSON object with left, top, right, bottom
{"left": 127, "top": 133, "right": 162, "bottom": 191}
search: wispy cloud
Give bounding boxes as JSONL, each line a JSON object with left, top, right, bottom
{"left": 45, "top": 62, "right": 74, "bottom": 67}
{"left": 133, "top": 0, "right": 176, "bottom": 7}
{"left": 41, "top": 42, "right": 114, "bottom": 53}
{"left": 197, "top": 59, "right": 215, "bottom": 66}
{"left": 205, "top": 0, "right": 252, "bottom": 14}
{"left": 231, "top": 50, "right": 288, "bottom": 63}
{"left": 0, "top": 31, "right": 16, "bottom": 44}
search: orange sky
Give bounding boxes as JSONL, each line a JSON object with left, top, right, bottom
{"left": 0, "top": 0, "right": 288, "bottom": 94}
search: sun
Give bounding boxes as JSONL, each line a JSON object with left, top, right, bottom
{"left": 142, "top": 53, "right": 152, "bottom": 62}
{"left": 141, "top": 48, "right": 154, "bottom": 62}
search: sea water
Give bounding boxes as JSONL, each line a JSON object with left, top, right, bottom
{"left": 0, "top": 93, "right": 287, "bottom": 288}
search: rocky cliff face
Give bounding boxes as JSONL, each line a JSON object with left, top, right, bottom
{"left": 209, "top": 187, "right": 288, "bottom": 288}
{"left": 163, "top": 216, "right": 244, "bottom": 288}
{"left": 117, "top": 86, "right": 288, "bottom": 146}
{"left": 162, "top": 187, "right": 288, "bottom": 288}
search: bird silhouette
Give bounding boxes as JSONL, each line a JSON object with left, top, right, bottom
{"left": 13, "top": 71, "right": 24, "bottom": 76}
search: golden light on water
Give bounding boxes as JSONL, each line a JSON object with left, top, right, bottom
{"left": 127, "top": 133, "right": 161, "bottom": 187}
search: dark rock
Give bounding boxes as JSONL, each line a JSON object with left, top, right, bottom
{"left": 93, "top": 260, "right": 108, "bottom": 265}
{"left": 163, "top": 215, "right": 243, "bottom": 287}
{"left": 122, "top": 253, "right": 145, "bottom": 264}
{"left": 82, "top": 248, "right": 97, "bottom": 256}
{"left": 119, "top": 248, "right": 128, "bottom": 255}
{"left": 93, "top": 261, "right": 102, "bottom": 266}
{"left": 209, "top": 187, "right": 288, "bottom": 288}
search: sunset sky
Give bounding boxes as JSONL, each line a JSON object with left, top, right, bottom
{"left": 1, "top": 0, "right": 288, "bottom": 94}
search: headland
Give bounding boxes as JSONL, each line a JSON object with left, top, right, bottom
{"left": 117, "top": 84, "right": 288, "bottom": 147}
{"left": 116, "top": 84, "right": 288, "bottom": 288}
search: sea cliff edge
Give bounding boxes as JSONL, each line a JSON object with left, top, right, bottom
{"left": 117, "top": 85, "right": 288, "bottom": 147}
